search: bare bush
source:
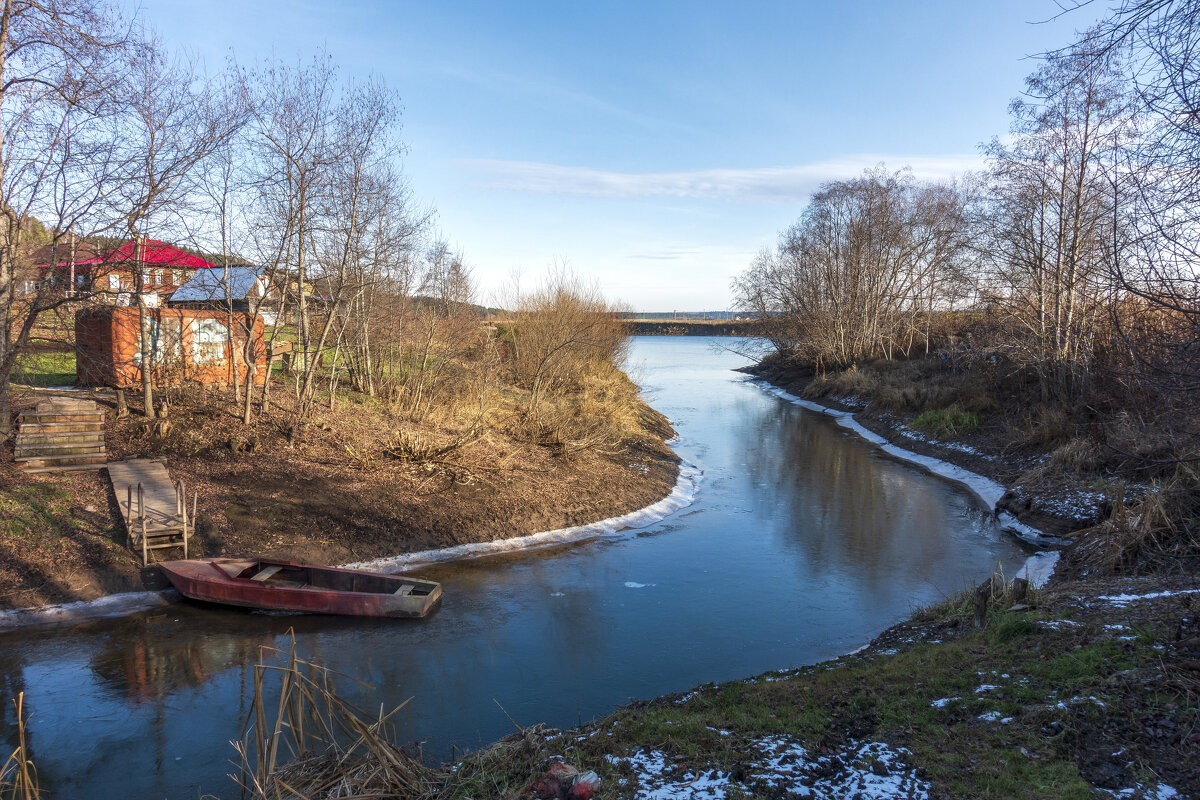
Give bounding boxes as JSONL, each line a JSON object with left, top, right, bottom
{"left": 504, "top": 268, "right": 629, "bottom": 418}
{"left": 733, "top": 168, "right": 971, "bottom": 369}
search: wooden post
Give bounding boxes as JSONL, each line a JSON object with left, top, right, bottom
{"left": 1011, "top": 577, "right": 1030, "bottom": 605}
{"left": 973, "top": 577, "right": 993, "bottom": 629}
{"left": 126, "top": 485, "right": 133, "bottom": 546}
{"left": 139, "top": 482, "right": 147, "bottom": 567}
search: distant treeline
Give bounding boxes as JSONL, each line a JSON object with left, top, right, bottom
{"left": 624, "top": 311, "right": 748, "bottom": 321}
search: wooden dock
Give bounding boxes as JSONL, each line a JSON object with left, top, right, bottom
{"left": 107, "top": 458, "right": 194, "bottom": 566}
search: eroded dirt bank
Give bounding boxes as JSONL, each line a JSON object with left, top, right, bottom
{"left": 1, "top": 386, "right": 679, "bottom": 611}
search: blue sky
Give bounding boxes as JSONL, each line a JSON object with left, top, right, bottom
{"left": 137, "top": 0, "right": 1106, "bottom": 311}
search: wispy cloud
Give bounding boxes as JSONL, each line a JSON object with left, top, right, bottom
{"left": 467, "top": 154, "right": 984, "bottom": 202}
{"left": 627, "top": 246, "right": 701, "bottom": 261}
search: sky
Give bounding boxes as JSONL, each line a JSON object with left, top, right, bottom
{"left": 131, "top": 0, "right": 1108, "bottom": 312}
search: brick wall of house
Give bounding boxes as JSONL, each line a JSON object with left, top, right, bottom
{"left": 75, "top": 306, "right": 268, "bottom": 389}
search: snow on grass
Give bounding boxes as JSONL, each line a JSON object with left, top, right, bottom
{"left": 607, "top": 749, "right": 730, "bottom": 800}
{"left": 974, "top": 684, "right": 1000, "bottom": 694}
{"left": 930, "top": 697, "right": 958, "bottom": 708}
{"left": 1037, "top": 619, "right": 1082, "bottom": 629}
{"left": 1097, "top": 783, "right": 1179, "bottom": 799}
{"left": 1097, "top": 589, "right": 1200, "bottom": 606}
{"left": 608, "top": 736, "right": 930, "bottom": 800}
{"left": 888, "top": 417, "right": 995, "bottom": 460}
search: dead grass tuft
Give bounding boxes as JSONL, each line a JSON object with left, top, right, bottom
{"left": 1, "top": 694, "right": 38, "bottom": 800}
{"left": 234, "top": 638, "right": 437, "bottom": 800}
{"left": 1069, "top": 462, "right": 1200, "bottom": 574}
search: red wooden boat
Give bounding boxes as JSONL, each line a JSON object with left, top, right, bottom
{"left": 159, "top": 558, "right": 442, "bottom": 618}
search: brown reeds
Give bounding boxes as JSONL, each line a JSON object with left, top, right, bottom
{"left": 1070, "top": 462, "right": 1200, "bottom": 574}
{"left": 233, "top": 637, "right": 436, "bottom": 800}
{"left": 1, "top": 693, "right": 39, "bottom": 800}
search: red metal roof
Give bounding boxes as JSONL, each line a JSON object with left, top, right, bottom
{"left": 36, "top": 239, "right": 216, "bottom": 270}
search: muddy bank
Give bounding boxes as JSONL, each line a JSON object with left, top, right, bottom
{"left": 1, "top": 386, "right": 681, "bottom": 612}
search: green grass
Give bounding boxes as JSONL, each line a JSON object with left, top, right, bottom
{"left": 912, "top": 406, "right": 982, "bottom": 437}
{"left": 0, "top": 482, "right": 73, "bottom": 540}
{"left": 526, "top": 600, "right": 1177, "bottom": 800}
{"left": 11, "top": 350, "right": 76, "bottom": 386}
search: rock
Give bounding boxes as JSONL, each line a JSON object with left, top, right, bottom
{"left": 869, "top": 758, "right": 890, "bottom": 777}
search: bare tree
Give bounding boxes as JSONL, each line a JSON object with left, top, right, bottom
{"left": 506, "top": 266, "right": 628, "bottom": 417}
{"left": 733, "top": 167, "right": 971, "bottom": 370}
{"left": 0, "top": 0, "right": 128, "bottom": 434}
{"left": 979, "top": 39, "right": 1136, "bottom": 400}
{"left": 111, "top": 35, "right": 245, "bottom": 418}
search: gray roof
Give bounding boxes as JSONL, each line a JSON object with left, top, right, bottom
{"left": 168, "top": 266, "right": 264, "bottom": 303}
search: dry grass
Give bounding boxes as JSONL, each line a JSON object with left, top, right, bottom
{"left": 1069, "top": 463, "right": 1200, "bottom": 574}
{"left": 1, "top": 694, "right": 39, "bottom": 800}
{"left": 231, "top": 639, "right": 568, "bottom": 800}
{"left": 233, "top": 638, "right": 437, "bottom": 800}
{"left": 803, "top": 358, "right": 999, "bottom": 416}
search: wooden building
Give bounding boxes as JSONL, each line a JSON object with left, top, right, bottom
{"left": 34, "top": 238, "right": 217, "bottom": 303}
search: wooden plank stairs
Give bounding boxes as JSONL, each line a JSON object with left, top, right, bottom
{"left": 14, "top": 398, "right": 106, "bottom": 474}
{"left": 107, "top": 458, "right": 197, "bottom": 566}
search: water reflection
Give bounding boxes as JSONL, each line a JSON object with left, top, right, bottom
{"left": 0, "top": 337, "right": 1032, "bottom": 799}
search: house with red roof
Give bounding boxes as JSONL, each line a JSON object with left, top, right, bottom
{"left": 35, "top": 237, "right": 216, "bottom": 305}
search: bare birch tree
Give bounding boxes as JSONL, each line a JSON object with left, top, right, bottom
{"left": 980, "top": 40, "right": 1136, "bottom": 400}
{"left": 0, "top": 0, "right": 128, "bottom": 434}
{"left": 111, "top": 35, "right": 245, "bottom": 418}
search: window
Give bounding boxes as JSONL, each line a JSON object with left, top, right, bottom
{"left": 192, "top": 318, "right": 228, "bottom": 364}
{"left": 134, "top": 317, "right": 182, "bottom": 365}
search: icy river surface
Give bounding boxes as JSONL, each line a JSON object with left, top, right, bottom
{"left": 0, "top": 336, "right": 1033, "bottom": 799}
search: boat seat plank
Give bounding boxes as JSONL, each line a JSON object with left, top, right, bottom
{"left": 394, "top": 584, "right": 414, "bottom": 596}
{"left": 251, "top": 565, "right": 283, "bottom": 582}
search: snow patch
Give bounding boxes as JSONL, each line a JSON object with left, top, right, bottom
{"left": 1097, "top": 783, "right": 1179, "bottom": 799}
{"left": 1037, "top": 619, "right": 1082, "bottom": 630}
{"left": 344, "top": 461, "right": 702, "bottom": 573}
{"left": 0, "top": 589, "right": 178, "bottom": 631}
{"left": 930, "top": 697, "right": 957, "bottom": 708}
{"left": 625, "top": 582, "right": 654, "bottom": 589}
{"left": 608, "top": 736, "right": 930, "bottom": 800}
{"left": 1097, "top": 589, "right": 1200, "bottom": 607}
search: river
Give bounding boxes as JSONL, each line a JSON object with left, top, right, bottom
{"left": 0, "top": 336, "right": 1032, "bottom": 799}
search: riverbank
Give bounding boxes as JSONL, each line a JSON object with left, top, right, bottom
{"left": 518, "top": 570, "right": 1200, "bottom": 799}
{"left": 231, "top": 567, "right": 1200, "bottom": 800}
{"left": 744, "top": 359, "right": 1097, "bottom": 541}
{"left": 0, "top": 377, "right": 680, "bottom": 612}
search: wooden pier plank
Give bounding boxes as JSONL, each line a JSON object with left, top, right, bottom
{"left": 106, "top": 458, "right": 192, "bottom": 564}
